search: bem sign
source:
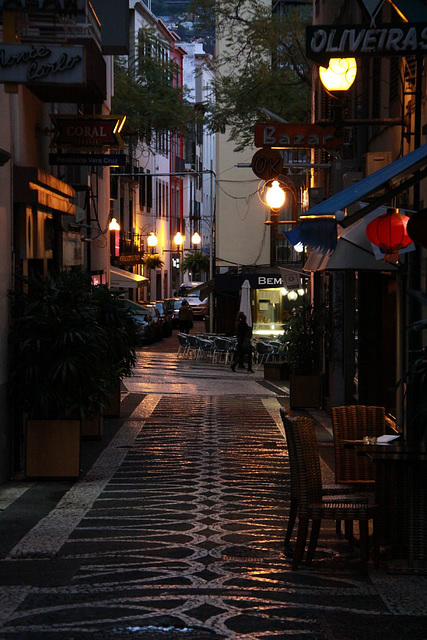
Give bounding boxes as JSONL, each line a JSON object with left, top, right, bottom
{"left": 0, "top": 0, "right": 85, "bottom": 12}
{"left": 0, "top": 44, "right": 84, "bottom": 85}
{"left": 255, "top": 123, "right": 342, "bottom": 150}
{"left": 50, "top": 115, "right": 125, "bottom": 150}
{"left": 306, "top": 23, "right": 427, "bottom": 64}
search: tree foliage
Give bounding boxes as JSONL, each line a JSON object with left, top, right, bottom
{"left": 112, "top": 27, "right": 196, "bottom": 146}
{"left": 181, "top": 251, "right": 210, "bottom": 275}
{"left": 187, "top": 0, "right": 312, "bottom": 150}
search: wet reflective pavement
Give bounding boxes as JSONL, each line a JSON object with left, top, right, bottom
{"left": 0, "top": 337, "right": 426, "bottom": 639}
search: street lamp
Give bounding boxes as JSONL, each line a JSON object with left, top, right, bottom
{"left": 192, "top": 231, "right": 201, "bottom": 246}
{"left": 174, "top": 231, "right": 184, "bottom": 246}
{"left": 147, "top": 232, "right": 158, "bottom": 248}
{"left": 265, "top": 180, "right": 286, "bottom": 210}
{"left": 319, "top": 58, "right": 357, "bottom": 92}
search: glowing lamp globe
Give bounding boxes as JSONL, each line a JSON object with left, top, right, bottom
{"left": 174, "top": 231, "right": 184, "bottom": 245}
{"left": 109, "top": 217, "right": 120, "bottom": 231}
{"left": 266, "top": 180, "right": 286, "bottom": 210}
{"left": 147, "top": 232, "right": 158, "bottom": 247}
{"left": 192, "top": 231, "right": 201, "bottom": 245}
{"left": 366, "top": 208, "right": 412, "bottom": 262}
{"left": 319, "top": 58, "right": 357, "bottom": 92}
{"left": 287, "top": 290, "right": 298, "bottom": 301}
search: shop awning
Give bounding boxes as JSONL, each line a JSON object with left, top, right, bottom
{"left": 110, "top": 266, "right": 149, "bottom": 289}
{"left": 302, "top": 205, "right": 410, "bottom": 272}
{"left": 302, "top": 144, "right": 427, "bottom": 228}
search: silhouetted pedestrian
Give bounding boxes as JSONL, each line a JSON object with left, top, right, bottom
{"left": 231, "top": 312, "right": 254, "bottom": 372}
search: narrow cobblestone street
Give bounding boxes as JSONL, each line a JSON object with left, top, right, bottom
{"left": 1, "top": 331, "right": 426, "bottom": 639}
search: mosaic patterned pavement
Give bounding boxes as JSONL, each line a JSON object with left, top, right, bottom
{"left": 0, "top": 351, "right": 427, "bottom": 639}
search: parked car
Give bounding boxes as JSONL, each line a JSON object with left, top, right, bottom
{"left": 177, "top": 282, "right": 209, "bottom": 318}
{"left": 164, "top": 297, "right": 185, "bottom": 328}
{"left": 132, "top": 312, "right": 153, "bottom": 344}
{"left": 139, "top": 302, "right": 164, "bottom": 340}
{"left": 121, "top": 299, "right": 161, "bottom": 343}
{"left": 153, "top": 300, "right": 173, "bottom": 336}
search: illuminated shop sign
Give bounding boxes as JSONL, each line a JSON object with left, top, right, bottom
{"left": 306, "top": 23, "right": 427, "bottom": 63}
{"left": 0, "top": 44, "right": 84, "bottom": 84}
{"left": 0, "top": 0, "right": 85, "bottom": 12}
{"left": 50, "top": 115, "right": 126, "bottom": 150}
{"left": 255, "top": 123, "right": 342, "bottom": 150}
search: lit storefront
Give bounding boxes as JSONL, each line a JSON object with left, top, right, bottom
{"left": 215, "top": 269, "right": 309, "bottom": 336}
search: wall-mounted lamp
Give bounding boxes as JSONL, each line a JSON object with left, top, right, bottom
{"left": 109, "top": 217, "right": 120, "bottom": 231}
{"left": 319, "top": 58, "right": 357, "bottom": 93}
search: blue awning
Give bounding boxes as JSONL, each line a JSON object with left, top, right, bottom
{"left": 302, "top": 144, "right": 427, "bottom": 220}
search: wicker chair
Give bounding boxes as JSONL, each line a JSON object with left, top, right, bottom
{"left": 280, "top": 409, "right": 368, "bottom": 546}
{"left": 332, "top": 405, "right": 386, "bottom": 485}
{"left": 280, "top": 411, "right": 379, "bottom": 573}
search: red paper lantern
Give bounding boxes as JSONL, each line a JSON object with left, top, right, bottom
{"left": 366, "top": 208, "right": 412, "bottom": 262}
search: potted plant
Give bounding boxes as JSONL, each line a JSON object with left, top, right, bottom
{"left": 180, "top": 252, "right": 209, "bottom": 280}
{"left": 91, "top": 284, "right": 139, "bottom": 421}
{"left": 143, "top": 253, "right": 164, "bottom": 270}
{"left": 282, "top": 304, "right": 325, "bottom": 409}
{"left": 8, "top": 270, "right": 139, "bottom": 476}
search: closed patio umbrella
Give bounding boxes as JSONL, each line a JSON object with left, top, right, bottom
{"left": 239, "top": 279, "right": 252, "bottom": 327}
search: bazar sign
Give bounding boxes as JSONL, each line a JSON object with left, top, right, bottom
{"left": 0, "top": 0, "right": 85, "bottom": 12}
{"left": 50, "top": 115, "right": 125, "bottom": 150}
{"left": 0, "top": 44, "right": 83, "bottom": 84}
{"left": 255, "top": 123, "right": 342, "bottom": 150}
{"left": 306, "top": 23, "right": 427, "bottom": 63}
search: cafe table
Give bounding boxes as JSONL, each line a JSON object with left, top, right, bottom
{"left": 343, "top": 439, "right": 427, "bottom": 570}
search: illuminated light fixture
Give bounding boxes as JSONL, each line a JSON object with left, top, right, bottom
{"left": 113, "top": 115, "right": 127, "bottom": 134}
{"left": 366, "top": 207, "right": 411, "bottom": 262}
{"left": 192, "top": 231, "right": 201, "bottom": 245}
{"left": 280, "top": 287, "right": 288, "bottom": 296}
{"left": 147, "top": 232, "right": 158, "bottom": 247}
{"left": 109, "top": 217, "right": 120, "bottom": 231}
{"left": 287, "top": 290, "right": 298, "bottom": 301}
{"left": 293, "top": 242, "right": 304, "bottom": 253}
{"left": 266, "top": 180, "right": 286, "bottom": 210}
{"left": 174, "top": 231, "right": 184, "bottom": 245}
{"left": 319, "top": 58, "right": 357, "bottom": 92}
{"left": 297, "top": 288, "right": 305, "bottom": 296}
{"left": 271, "top": 324, "right": 275, "bottom": 331}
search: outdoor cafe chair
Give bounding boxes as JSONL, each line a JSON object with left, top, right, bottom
{"left": 280, "top": 410, "right": 379, "bottom": 573}
{"left": 279, "top": 408, "right": 369, "bottom": 546}
{"left": 212, "top": 337, "right": 234, "bottom": 364}
{"left": 255, "top": 341, "right": 274, "bottom": 364}
{"left": 331, "top": 405, "right": 386, "bottom": 485}
{"left": 177, "top": 333, "right": 190, "bottom": 359}
{"left": 185, "top": 334, "right": 200, "bottom": 360}
{"left": 196, "top": 336, "right": 214, "bottom": 361}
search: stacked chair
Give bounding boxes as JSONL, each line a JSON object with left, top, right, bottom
{"left": 280, "top": 409, "right": 379, "bottom": 573}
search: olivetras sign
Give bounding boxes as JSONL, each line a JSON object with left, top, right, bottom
{"left": 0, "top": 44, "right": 84, "bottom": 85}
{"left": 306, "top": 23, "right": 427, "bottom": 64}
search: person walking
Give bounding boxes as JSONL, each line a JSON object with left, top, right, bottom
{"left": 231, "top": 311, "right": 254, "bottom": 373}
{"left": 178, "top": 300, "right": 193, "bottom": 334}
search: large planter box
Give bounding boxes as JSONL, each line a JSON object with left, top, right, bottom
{"left": 81, "top": 412, "right": 104, "bottom": 440}
{"left": 26, "top": 419, "right": 81, "bottom": 478}
{"left": 264, "top": 361, "right": 289, "bottom": 380}
{"left": 290, "top": 374, "right": 322, "bottom": 409}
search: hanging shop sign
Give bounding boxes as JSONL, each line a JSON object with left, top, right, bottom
{"left": 118, "top": 254, "right": 144, "bottom": 266}
{"left": 50, "top": 115, "right": 126, "bottom": 150}
{"left": 0, "top": 44, "right": 84, "bottom": 85}
{"left": 0, "top": 1, "right": 85, "bottom": 12}
{"left": 49, "top": 153, "right": 126, "bottom": 166}
{"left": 255, "top": 123, "right": 343, "bottom": 150}
{"left": 251, "top": 148, "right": 283, "bottom": 180}
{"left": 306, "top": 23, "right": 427, "bottom": 65}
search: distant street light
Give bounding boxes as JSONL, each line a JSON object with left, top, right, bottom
{"left": 147, "top": 232, "right": 158, "bottom": 247}
{"left": 192, "top": 231, "right": 201, "bottom": 245}
{"left": 174, "top": 231, "right": 184, "bottom": 246}
{"left": 109, "top": 217, "right": 120, "bottom": 231}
